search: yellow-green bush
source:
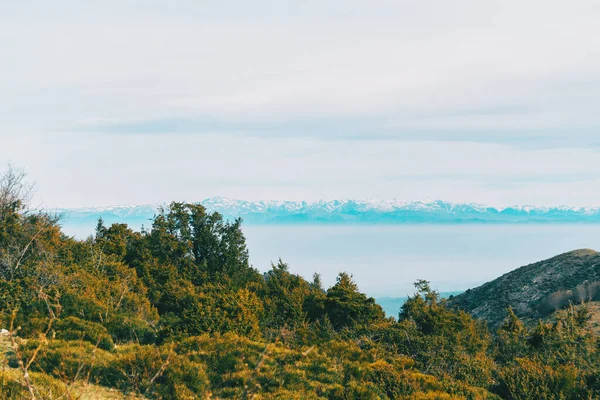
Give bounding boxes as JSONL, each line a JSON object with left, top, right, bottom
{"left": 497, "top": 358, "right": 584, "bottom": 400}
{"left": 105, "top": 344, "right": 209, "bottom": 399}
{"left": 0, "top": 369, "right": 72, "bottom": 400}
{"left": 53, "top": 316, "right": 115, "bottom": 350}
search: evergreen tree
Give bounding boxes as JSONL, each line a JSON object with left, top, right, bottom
{"left": 324, "top": 272, "right": 386, "bottom": 330}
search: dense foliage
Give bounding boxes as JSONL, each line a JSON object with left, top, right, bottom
{"left": 0, "top": 168, "right": 599, "bottom": 399}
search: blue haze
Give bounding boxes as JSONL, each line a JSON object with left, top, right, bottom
{"left": 240, "top": 224, "right": 600, "bottom": 298}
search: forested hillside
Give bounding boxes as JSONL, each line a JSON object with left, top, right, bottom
{"left": 1, "top": 167, "right": 599, "bottom": 399}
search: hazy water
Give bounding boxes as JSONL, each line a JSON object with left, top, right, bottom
{"left": 62, "top": 223, "right": 600, "bottom": 299}
{"left": 241, "top": 224, "right": 600, "bottom": 297}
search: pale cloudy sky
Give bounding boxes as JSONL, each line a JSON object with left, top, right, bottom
{"left": 1, "top": 1, "right": 600, "bottom": 208}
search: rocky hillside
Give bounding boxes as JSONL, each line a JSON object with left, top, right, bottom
{"left": 449, "top": 249, "right": 600, "bottom": 328}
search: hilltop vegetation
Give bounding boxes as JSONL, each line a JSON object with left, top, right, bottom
{"left": 1, "top": 167, "right": 600, "bottom": 399}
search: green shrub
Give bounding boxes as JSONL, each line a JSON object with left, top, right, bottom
{"left": 497, "top": 358, "right": 584, "bottom": 400}
{"left": 54, "top": 316, "right": 114, "bottom": 350}
{"left": 19, "top": 339, "right": 115, "bottom": 383}
{"left": 103, "top": 343, "right": 209, "bottom": 399}
{"left": 105, "top": 314, "right": 157, "bottom": 344}
{"left": 0, "top": 370, "right": 72, "bottom": 400}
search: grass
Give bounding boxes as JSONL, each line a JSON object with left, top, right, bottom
{"left": 0, "top": 332, "right": 144, "bottom": 400}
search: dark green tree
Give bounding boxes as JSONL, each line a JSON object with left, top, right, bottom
{"left": 262, "top": 260, "right": 313, "bottom": 329}
{"left": 146, "top": 202, "right": 259, "bottom": 288}
{"left": 324, "top": 272, "right": 386, "bottom": 330}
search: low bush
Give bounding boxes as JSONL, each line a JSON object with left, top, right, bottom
{"left": 54, "top": 316, "right": 115, "bottom": 350}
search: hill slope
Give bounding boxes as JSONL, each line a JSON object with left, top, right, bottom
{"left": 449, "top": 249, "right": 600, "bottom": 327}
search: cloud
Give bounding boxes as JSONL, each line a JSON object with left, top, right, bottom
{"left": 74, "top": 108, "right": 600, "bottom": 149}
{"left": 2, "top": 1, "right": 600, "bottom": 207}
{"left": 4, "top": 1, "right": 600, "bottom": 129}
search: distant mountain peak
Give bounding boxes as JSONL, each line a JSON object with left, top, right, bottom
{"left": 56, "top": 198, "right": 600, "bottom": 226}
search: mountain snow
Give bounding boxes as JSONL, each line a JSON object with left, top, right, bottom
{"left": 55, "top": 198, "right": 600, "bottom": 225}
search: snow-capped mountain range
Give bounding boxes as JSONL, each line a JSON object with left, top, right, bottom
{"left": 55, "top": 198, "right": 600, "bottom": 227}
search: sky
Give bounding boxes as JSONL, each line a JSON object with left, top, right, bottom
{"left": 1, "top": 1, "right": 600, "bottom": 208}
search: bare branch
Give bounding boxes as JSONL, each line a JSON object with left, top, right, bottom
{"left": 9, "top": 309, "right": 38, "bottom": 400}
{"left": 0, "top": 164, "right": 34, "bottom": 216}
{"left": 143, "top": 344, "right": 174, "bottom": 396}
{"left": 13, "top": 224, "right": 47, "bottom": 277}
